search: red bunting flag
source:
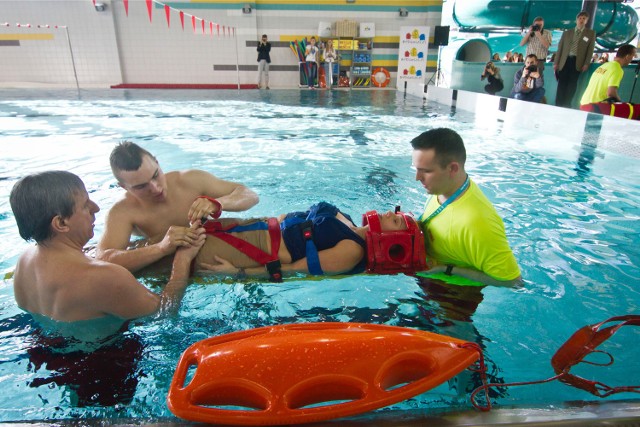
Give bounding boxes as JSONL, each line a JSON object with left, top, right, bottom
{"left": 123, "top": 0, "right": 129, "bottom": 16}
{"left": 210, "top": 21, "right": 213, "bottom": 36}
{"left": 191, "top": 15, "right": 196, "bottom": 33}
{"left": 164, "top": 4, "right": 170, "bottom": 27}
{"left": 201, "top": 18, "right": 205, "bottom": 34}
{"left": 145, "top": 0, "right": 153, "bottom": 23}
{"left": 92, "top": 0, "right": 96, "bottom": 6}
{"left": 179, "top": 11, "right": 184, "bottom": 30}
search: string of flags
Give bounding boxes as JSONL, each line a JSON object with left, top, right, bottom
{"left": 3, "top": 22, "right": 68, "bottom": 29}
{"left": 97, "top": 0, "right": 236, "bottom": 37}
{"left": 2, "top": 1, "right": 236, "bottom": 38}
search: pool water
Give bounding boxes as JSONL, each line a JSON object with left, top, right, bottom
{"left": 0, "top": 89, "right": 639, "bottom": 422}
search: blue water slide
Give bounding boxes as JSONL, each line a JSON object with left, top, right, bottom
{"left": 451, "top": 0, "right": 638, "bottom": 50}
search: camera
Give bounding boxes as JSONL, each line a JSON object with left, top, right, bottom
{"left": 526, "top": 64, "right": 538, "bottom": 73}
{"left": 531, "top": 24, "right": 540, "bottom": 32}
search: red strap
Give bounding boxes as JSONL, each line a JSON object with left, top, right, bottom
{"left": 197, "top": 196, "right": 222, "bottom": 219}
{"left": 204, "top": 218, "right": 281, "bottom": 267}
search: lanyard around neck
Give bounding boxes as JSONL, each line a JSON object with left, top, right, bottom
{"left": 419, "top": 175, "right": 470, "bottom": 224}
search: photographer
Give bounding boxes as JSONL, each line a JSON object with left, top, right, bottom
{"left": 257, "top": 34, "right": 271, "bottom": 89}
{"left": 481, "top": 61, "right": 504, "bottom": 95}
{"left": 520, "top": 17, "right": 552, "bottom": 72}
{"left": 509, "top": 54, "right": 546, "bottom": 103}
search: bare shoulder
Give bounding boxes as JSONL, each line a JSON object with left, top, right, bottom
{"left": 176, "top": 169, "right": 218, "bottom": 184}
{"left": 173, "top": 169, "right": 222, "bottom": 192}
{"left": 107, "top": 192, "right": 143, "bottom": 219}
{"left": 87, "top": 257, "right": 137, "bottom": 285}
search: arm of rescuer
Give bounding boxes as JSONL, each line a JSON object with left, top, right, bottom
{"left": 184, "top": 169, "right": 259, "bottom": 224}
{"left": 91, "top": 227, "right": 206, "bottom": 319}
{"left": 198, "top": 239, "right": 365, "bottom": 278}
{"left": 96, "top": 202, "right": 204, "bottom": 273}
{"left": 96, "top": 170, "right": 258, "bottom": 272}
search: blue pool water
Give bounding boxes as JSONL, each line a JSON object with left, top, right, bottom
{"left": 0, "top": 89, "right": 639, "bottom": 422}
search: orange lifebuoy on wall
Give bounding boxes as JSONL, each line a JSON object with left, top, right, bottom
{"left": 372, "top": 67, "right": 391, "bottom": 88}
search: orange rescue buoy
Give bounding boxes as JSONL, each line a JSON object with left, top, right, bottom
{"left": 167, "top": 322, "right": 479, "bottom": 426}
{"left": 372, "top": 67, "right": 391, "bottom": 88}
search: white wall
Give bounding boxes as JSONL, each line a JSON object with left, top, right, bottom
{"left": 0, "top": 1, "right": 442, "bottom": 88}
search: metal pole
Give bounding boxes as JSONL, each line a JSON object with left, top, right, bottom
{"left": 582, "top": 0, "right": 598, "bottom": 30}
{"left": 234, "top": 30, "right": 241, "bottom": 90}
{"left": 63, "top": 26, "right": 80, "bottom": 91}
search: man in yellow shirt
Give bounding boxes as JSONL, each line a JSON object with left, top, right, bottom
{"left": 580, "top": 44, "right": 636, "bottom": 106}
{"left": 411, "top": 128, "right": 521, "bottom": 287}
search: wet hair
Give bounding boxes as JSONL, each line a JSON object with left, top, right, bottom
{"left": 616, "top": 44, "right": 636, "bottom": 58}
{"left": 10, "top": 171, "right": 85, "bottom": 243}
{"left": 410, "top": 128, "right": 466, "bottom": 168}
{"left": 577, "top": 11, "right": 589, "bottom": 19}
{"left": 109, "top": 141, "right": 155, "bottom": 181}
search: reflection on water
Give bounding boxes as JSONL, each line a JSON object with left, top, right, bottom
{"left": 0, "top": 89, "right": 639, "bottom": 422}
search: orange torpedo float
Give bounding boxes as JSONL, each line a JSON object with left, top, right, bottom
{"left": 167, "top": 322, "right": 480, "bottom": 425}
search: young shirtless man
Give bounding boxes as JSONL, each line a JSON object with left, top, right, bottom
{"left": 96, "top": 141, "right": 259, "bottom": 272}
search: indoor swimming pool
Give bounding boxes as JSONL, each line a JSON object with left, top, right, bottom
{"left": 0, "top": 89, "right": 638, "bottom": 424}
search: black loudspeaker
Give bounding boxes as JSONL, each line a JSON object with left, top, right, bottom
{"left": 433, "top": 25, "right": 450, "bottom": 46}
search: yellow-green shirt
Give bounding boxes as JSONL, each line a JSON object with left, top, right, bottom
{"left": 419, "top": 180, "right": 521, "bottom": 281}
{"left": 580, "top": 61, "right": 624, "bottom": 105}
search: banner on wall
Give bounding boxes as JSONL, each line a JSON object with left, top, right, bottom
{"left": 396, "top": 26, "right": 429, "bottom": 89}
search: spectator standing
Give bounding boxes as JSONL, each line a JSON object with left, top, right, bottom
{"left": 305, "top": 37, "right": 319, "bottom": 89}
{"left": 554, "top": 11, "right": 596, "bottom": 107}
{"left": 520, "top": 16, "right": 552, "bottom": 72}
{"left": 323, "top": 39, "right": 337, "bottom": 89}
{"left": 257, "top": 34, "right": 271, "bottom": 90}
{"left": 598, "top": 53, "right": 609, "bottom": 64}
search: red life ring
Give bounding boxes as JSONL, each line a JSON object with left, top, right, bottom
{"left": 372, "top": 67, "right": 391, "bottom": 88}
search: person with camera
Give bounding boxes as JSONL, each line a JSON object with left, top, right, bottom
{"left": 305, "top": 37, "right": 319, "bottom": 89}
{"left": 554, "top": 11, "right": 596, "bottom": 108}
{"left": 520, "top": 17, "right": 552, "bottom": 73}
{"left": 509, "top": 54, "right": 546, "bottom": 103}
{"left": 481, "top": 61, "right": 504, "bottom": 95}
{"left": 257, "top": 34, "right": 271, "bottom": 89}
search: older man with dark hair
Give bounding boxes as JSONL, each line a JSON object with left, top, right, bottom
{"left": 10, "top": 171, "right": 205, "bottom": 338}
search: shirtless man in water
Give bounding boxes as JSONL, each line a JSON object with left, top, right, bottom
{"left": 96, "top": 141, "right": 259, "bottom": 272}
{"left": 10, "top": 171, "right": 205, "bottom": 331}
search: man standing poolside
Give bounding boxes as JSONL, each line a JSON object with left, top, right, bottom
{"left": 97, "top": 141, "right": 259, "bottom": 272}
{"left": 10, "top": 171, "right": 205, "bottom": 335}
{"left": 580, "top": 44, "right": 637, "bottom": 106}
{"left": 554, "top": 11, "right": 596, "bottom": 108}
{"left": 411, "top": 128, "right": 521, "bottom": 287}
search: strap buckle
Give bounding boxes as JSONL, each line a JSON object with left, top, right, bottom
{"left": 301, "top": 221, "right": 314, "bottom": 241}
{"left": 266, "top": 260, "right": 283, "bottom": 283}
